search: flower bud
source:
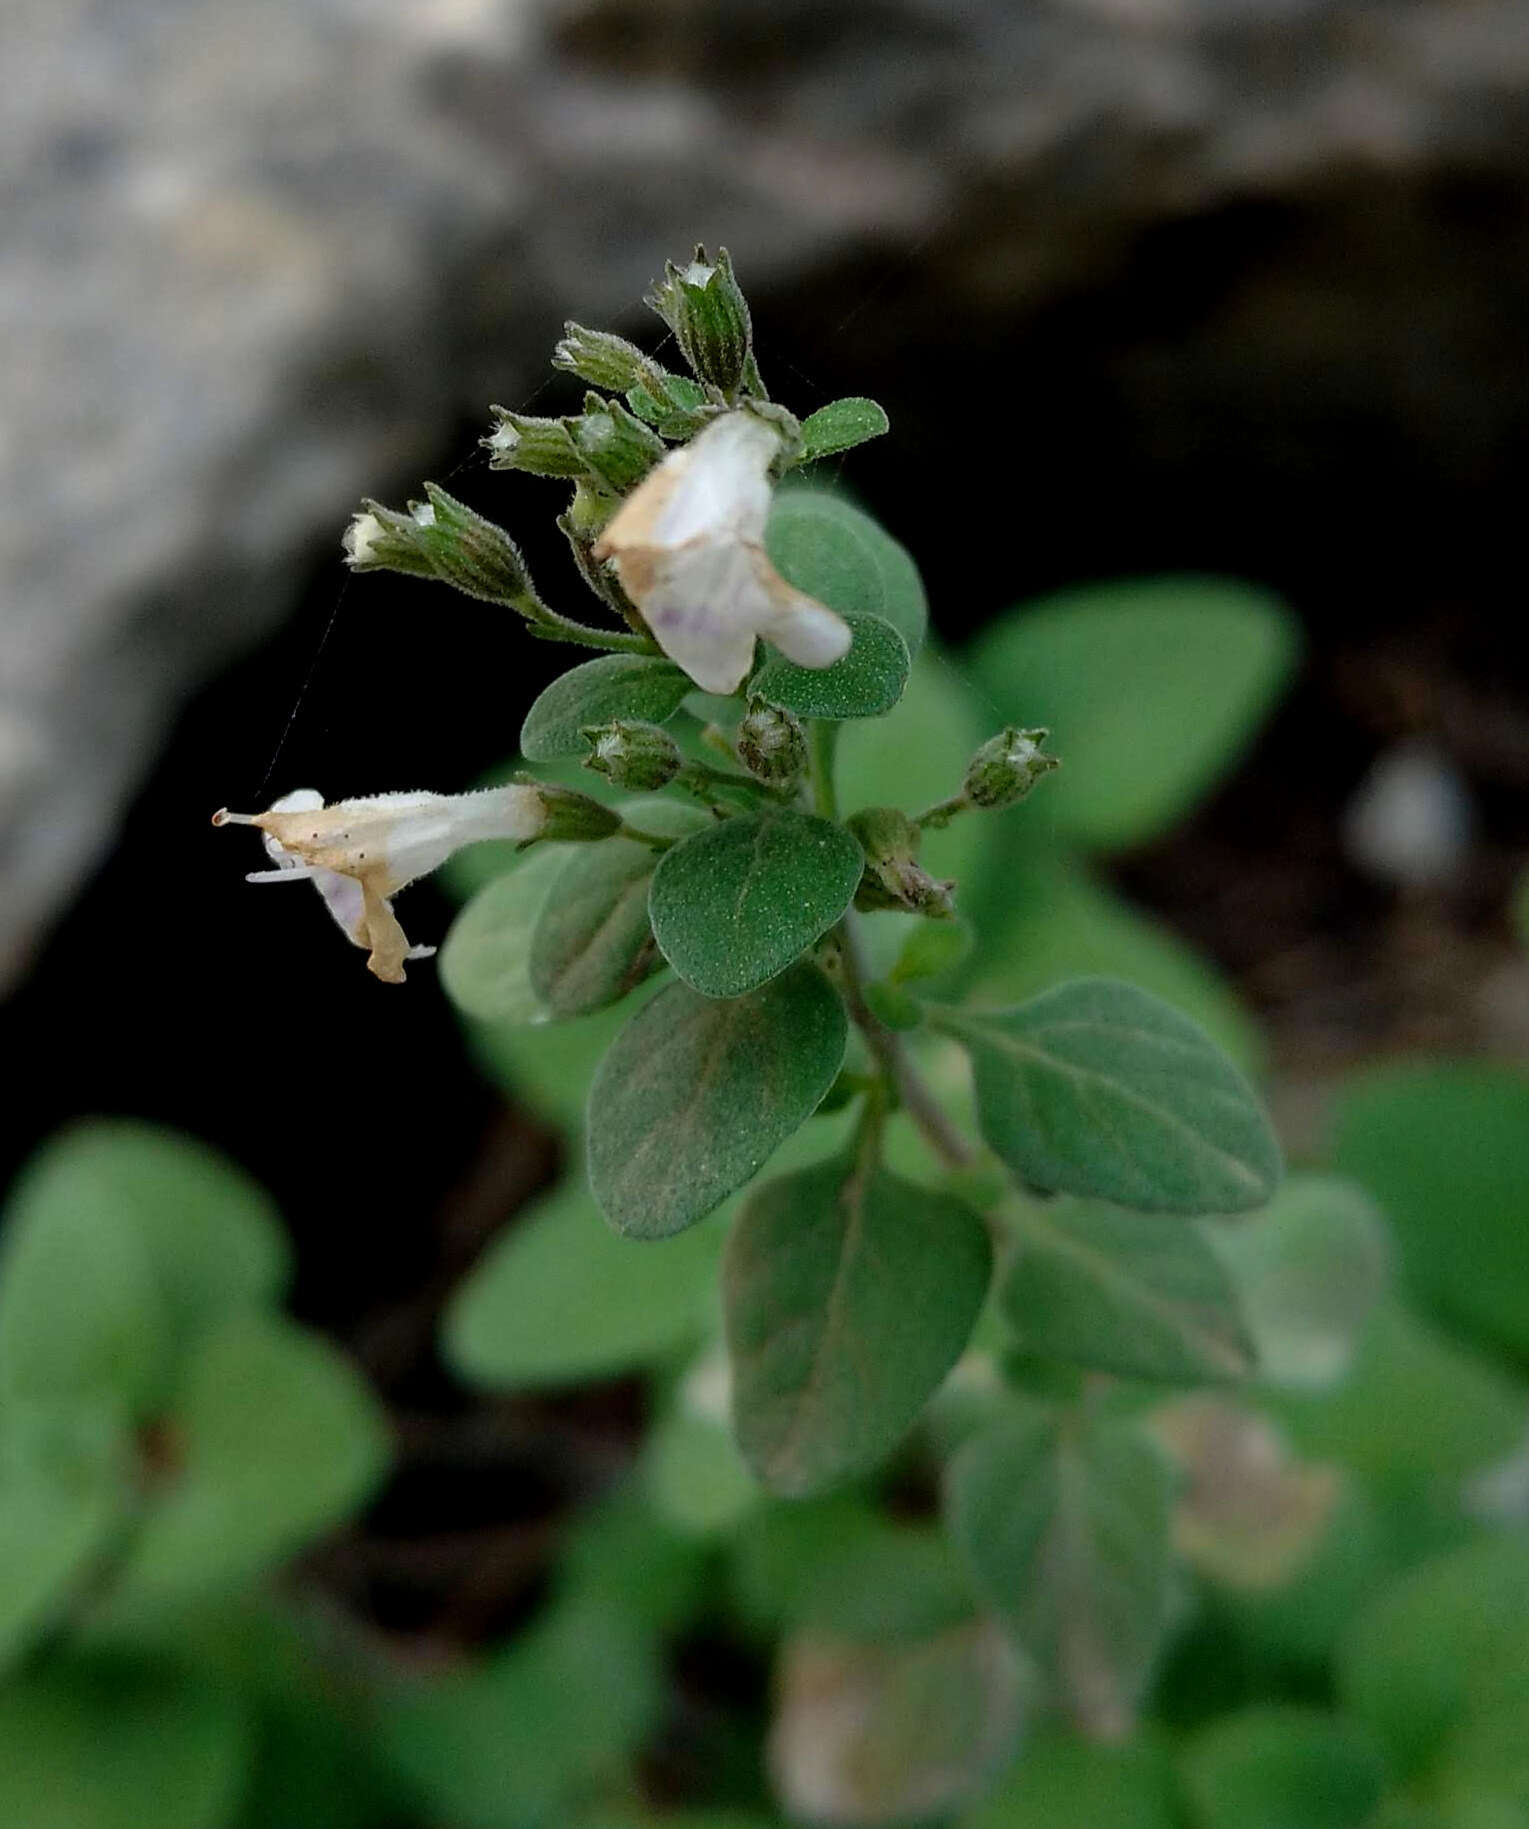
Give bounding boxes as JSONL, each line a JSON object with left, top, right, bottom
{"left": 520, "top": 778, "right": 623, "bottom": 844}
{"left": 570, "top": 394, "right": 668, "bottom": 494}
{"left": 626, "top": 371, "right": 713, "bottom": 439}
{"left": 736, "top": 696, "right": 807, "bottom": 786}
{"left": 848, "top": 806, "right": 957, "bottom": 919}
{"left": 645, "top": 245, "right": 755, "bottom": 398}
{"left": 552, "top": 322, "right": 651, "bottom": 393}
{"left": 963, "top": 727, "right": 1059, "bottom": 810}
{"left": 581, "top": 720, "right": 682, "bottom": 792}
{"left": 482, "top": 406, "right": 587, "bottom": 477}
{"left": 343, "top": 485, "right": 539, "bottom": 607}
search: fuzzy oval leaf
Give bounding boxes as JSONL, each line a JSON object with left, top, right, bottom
{"left": 797, "top": 396, "right": 890, "bottom": 464}
{"left": 649, "top": 810, "right": 862, "bottom": 999}
{"left": 767, "top": 491, "right": 927, "bottom": 655}
{"left": 520, "top": 654, "right": 693, "bottom": 761}
{"left": 971, "top": 576, "right": 1298, "bottom": 849}
{"left": 752, "top": 611, "right": 909, "bottom": 719}
{"left": 445, "top": 1180, "right": 720, "bottom": 1388}
{"left": 943, "top": 978, "right": 1281, "bottom": 1214}
{"left": 441, "top": 846, "right": 571, "bottom": 1023}
{"left": 947, "top": 1412, "right": 1175, "bottom": 1736}
{"left": 1181, "top": 1706, "right": 1386, "bottom": 1829}
{"left": 530, "top": 840, "right": 661, "bottom": 1017}
{"left": 1004, "top": 1202, "right": 1254, "bottom": 1385}
{"left": 964, "top": 1730, "right": 1179, "bottom": 1829}
{"left": 726, "top": 1151, "right": 992, "bottom": 1496}
{"left": 588, "top": 966, "right": 847, "bottom": 1239}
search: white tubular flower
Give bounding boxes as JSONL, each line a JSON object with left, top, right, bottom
{"left": 213, "top": 785, "right": 548, "bottom": 984}
{"left": 592, "top": 410, "right": 851, "bottom": 695}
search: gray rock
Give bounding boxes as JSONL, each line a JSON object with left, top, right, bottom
{"left": 5, "top": 0, "right": 1528, "bottom": 989}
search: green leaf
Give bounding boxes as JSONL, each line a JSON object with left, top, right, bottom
{"left": 384, "top": 1596, "right": 661, "bottom": 1829}
{"left": 0, "top": 1654, "right": 249, "bottom": 1829}
{"left": 767, "top": 490, "right": 927, "bottom": 655}
{"left": 725, "top": 1144, "right": 991, "bottom": 1495}
{"left": 751, "top": 611, "right": 909, "bottom": 719}
{"left": 963, "top": 1729, "right": 1179, "bottom": 1829}
{"left": 0, "top": 1122, "right": 288, "bottom": 1414}
{"left": 769, "top": 1621, "right": 1022, "bottom": 1825}
{"left": 1003, "top": 1201, "right": 1254, "bottom": 1384}
{"left": 941, "top": 977, "right": 1281, "bottom": 1214}
{"left": 971, "top": 575, "right": 1298, "bottom": 849}
{"left": 108, "top": 1315, "right": 389, "bottom": 1610}
{"left": 0, "top": 1401, "right": 127, "bottom": 1674}
{"left": 588, "top": 965, "right": 847, "bottom": 1239}
{"left": 643, "top": 1390, "right": 759, "bottom": 1537}
{"left": 520, "top": 654, "right": 692, "bottom": 761}
{"left": 890, "top": 916, "right": 973, "bottom": 986}
{"left": 1180, "top": 1706, "right": 1387, "bottom": 1829}
{"left": 649, "top": 809, "right": 862, "bottom": 999}
{"left": 1433, "top": 1700, "right": 1529, "bottom": 1829}
{"left": 947, "top": 1411, "right": 1175, "bottom": 1735}
{"left": 796, "top": 397, "right": 890, "bottom": 464}
{"left": 1331, "top": 1063, "right": 1529, "bottom": 1360}
{"left": 444, "top": 1179, "right": 720, "bottom": 1388}
{"left": 1207, "top": 1175, "right": 1390, "bottom": 1390}
{"left": 441, "top": 846, "right": 572, "bottom": 1023}
{"left": 467, "top": 981, "right": 664, "bottom": 1131}
{"left": 530, "top": 840, "right": 660, "bottom": 1016}
{"left": 1337, "top": 1536, "right": 1529, "bottom": 1774}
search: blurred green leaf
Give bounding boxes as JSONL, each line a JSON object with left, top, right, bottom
{"left": 109, "top": 1316, "right": 388, "bottom": 1610}
{"left": 796, "top": 397, "right": 890, "bottom": 465}
{"left": 725, "top": 1146, "right": 991, "bottom": 1495}
{"left": 385, "top": 1596, "right": 661, "bottom": 1829}
{"left": 961, "top": 1728, "right": 1179, "bottom": 1829}
{"left": 942, "top": 978, "right": 1280, "bottom": 1214}
{"left": 1433, "top": 1699, "right": 1529, "bottom": 1829}
{"left": 467, "top": 978, "right": 663, "bottom": 1131}
{"left": 588, "top": 966, "right": 847, "bottom": 1240}
{"left": 767, "top": 490, "right": 927, "bottom": 656}
{"left": 0, "top": 1653, "right": 249, "bottom": 1829}
{"left": 559, "top": 1486, "right": 711, "bottom": 1640}
{"left": 1004, "top": 1201, "right": 1254, "bottom": 1384}
{"left": 644, "top": 1394, "right": 760, "bottom": 1538}
{"left": 0, "top": 1400, "right": 127, "bottom": 1673}
{"left": 520, "top": 654, "right": 693, "bottom": 761}
{"left": 947, "top": 1410, "right": 1174, "bottom": 1735}
{"left": 649, "top": 811, "right": 862, "bottom": 1000}
{"left": 530, "top": 838, "right": 664, "bottom": 1018}
{"left": 1332, "top": 1063, "right": 1529, "bottom": 1361}
{"left": 441, "top": 846, "right": 573, "bottom": 1024}
{"left": 446, "top": 1179, "right": 720, "bottom": 1389}
{"left": 1208, "top": 1175, "right": 1390, "bottom": 1390}
{"left": 970, "top": 576, "right": 1298, "bottom": 850}
{"left": 1337, "top": 1536, "right": 1529, "bottom": 1776}
{"left": 1179, "top": 1706, "right": 1386, "bottom": 1829}
{"left": 751, "top": 612, "right": 909, "bottom": 720}
{"left": 891, "top": 916, "right": 974, "bottom": 986}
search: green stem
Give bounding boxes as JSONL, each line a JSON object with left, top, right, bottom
{"left": 524, "top": 612, "right": 661, "bottom": 654}
{"left": 617, "top": 822, "right": 678, "bottom": 851}
{"left": 915, "top": 792, "right": 970, "bottom": 831}
{"left": 807, "top": 719, "right": 840, "bottom": 821}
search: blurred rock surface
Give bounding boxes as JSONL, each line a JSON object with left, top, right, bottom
{"left": 5, "top": 0, "right": 1529, "bottom": 989}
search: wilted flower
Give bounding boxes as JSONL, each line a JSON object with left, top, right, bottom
{"left": 213, "top": 784, "right": 556, "bottom": 983}
{"left": 592, "top": 411, "right": 851, "bottom": 695}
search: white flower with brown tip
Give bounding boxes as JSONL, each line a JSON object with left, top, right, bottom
{"left": 593, "top": 410, "right": 851, "bottom": 695}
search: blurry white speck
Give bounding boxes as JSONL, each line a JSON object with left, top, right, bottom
{"left": 1342, "top": 738, "right": 1474, "bottom": 891}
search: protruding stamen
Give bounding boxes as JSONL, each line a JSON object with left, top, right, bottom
{"left": 244, "top": 866, "right": 319, "bottom": 884}
{"left": 212, "top": 808, "right": 263, "bottom": 828}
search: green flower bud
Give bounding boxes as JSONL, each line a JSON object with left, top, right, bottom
{"left": 626, "top": 372, "right": 713, "bottom": 439}
{"left": 482, "top": 406, "right": 587, "bottom": 477}
{"left": 552, "top": 323, "right": 651, "bottom": 393}
{"left": 847, "top": 806, "right": 957, "bottom": 919}
{"left": 645, "top": 245, "right": 755, "bottom": 398}
{"left": 963, "top": 727, "right": 1059, "bottom": 809}
{"left": 343, "top": 484, "right": 539, "bottom": 606}
{"left": 581, "top": 720, "right": 682, "bottom": 792}
{"left": 516, "top": 778, "right": 623, "bottom": 844}
{"left": 570, "top": 393, "right": 668, "bottom": 494}
{"left": 736, "top": 696, "right": 807, "bottom": 786}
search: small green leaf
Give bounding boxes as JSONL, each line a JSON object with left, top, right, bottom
{"left": 752, "top": 611, "right": 909, "bottom": 719}
{"left": 109, "top": 1315, "right": 389, "bottom": 1610}
{"left": 444, "top": 1180, "right": 720, "bottom": 1388}
{"left": 1004, "top": 1201, "right": 1255, "bottom": 1384}
{"left": 1180, "top": 1706, "right": 1387, "bottom": 1829}
{"left": 1332, "top": 1062, "right": 1529, "bottom": 1360}
{"left": 767, "top": 490, "right": 927, "bottom": 655}
{"left": 530, "top": 840, "right": 660, "bottom": 1017}
{"left": 890, "top": 916, "right": 973, "bottom": 986}
{"left": 947, "top": 1411, "right": 1175, "bottom": 1735}
{"left": 588, "top": 965, "right": 847, "bottom": 1239}
{"left": 971, "top": 576, "right": 1298, "bottom": 849}
{"left": 643, "top": 1395, "right": 759, "bottom": 1537}
{"left": 520, "top": 654, "right": 692, "bottom": 761}
{"left": 796, "top": 397, "right": 890, "bottom": 464}
{"left": 0, "top": 1401, "right": 127, "bottom": 1674}
{"left": 725, "top": 1146, "right": 991, "bottom": 1495}
{"left": 963, "top": 1729, "right": 1179, "bottom": 1829}
{"left": 0, "top": 1654, "right": 249, "bottom": 1829}
{"left": 942, "top": 978, "right": 1280, "bottom": 1214}
{"left": 441, "top": 847, "right": 571, "bottom": 1024}
{"left": 649, "top": 809, "right": 862, "bottom": 999}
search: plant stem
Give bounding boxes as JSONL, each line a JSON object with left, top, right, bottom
{"left": 915, "top": 793, "right": 969, "bottom": 831}
{"left": 525, "top": 613, "right": 661, "bottom": 654}
{"left": 807, "top": 719, "right": 840, "bottom": 822}
{"left": 617, "top": 822, "right": 678, "bottom": 851}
